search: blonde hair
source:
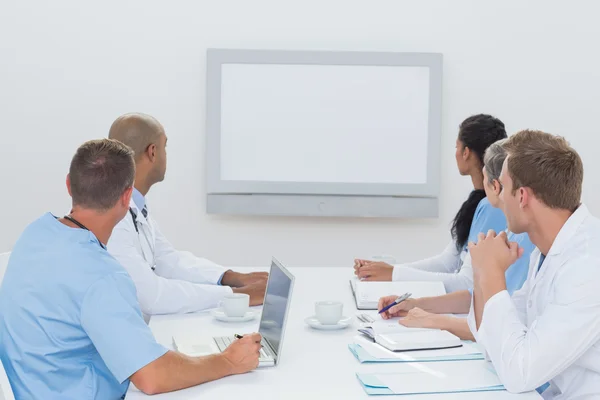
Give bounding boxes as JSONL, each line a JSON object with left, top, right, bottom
{"left": 504, "top": 130, "right": 583, "bottom": 211}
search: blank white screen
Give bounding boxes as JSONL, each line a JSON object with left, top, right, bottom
{"left": 220, "top": 63, "right": 430, "bottom": 184}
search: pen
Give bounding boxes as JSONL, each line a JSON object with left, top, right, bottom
{"left": 235, "top": 333, "right": 264, "bottom": 349}
{"left": 378, "top": 292, "right": 411, "bottom": 314}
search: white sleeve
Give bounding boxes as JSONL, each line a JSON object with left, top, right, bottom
{"left": 468, "top": 252, "right": 533, "bottom": 338}
{"left": 392, "top": 240, "right": 471, "bottom": 292}
{"left": 508, "top": 280, "right": 529, "bottom": 324}
{"left": 509, "top": 249, "right": 537, "bottom": 321}
{"left": 472, "top": 257, "right": 600, "bottom": 393}
{"left": 466, "top": 294, "right": 490, "bottom": 361}
{"left": 151, "top": 217, "right": 228, "bottom": 285}
{"left": 396, "top": 240, "right": 462, "bottom": 273}
{"left": 107, "top": 217, "right": 231, "bottom": 315}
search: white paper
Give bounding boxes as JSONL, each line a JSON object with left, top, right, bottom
{"left": 378, "top": 329, "right": 459, "bottom": 349}
{"left": 352, "top": 279, "right": 446, "bottom": 309}
{"left": 376, "top": 362, "right": 503, "bottom": 394}
{"left": 173, "top": 335, "right": 219, "bottom": 357}
{"left": 365, "top": 319, "right": 434, "bottom": 335}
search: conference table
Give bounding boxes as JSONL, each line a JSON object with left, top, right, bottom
{"left": 126, "top": 266, "right": 541, "bottom": 400}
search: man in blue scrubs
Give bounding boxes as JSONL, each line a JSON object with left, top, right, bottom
{"left": 0, "top": 139, "right": 261, "bottom": 399}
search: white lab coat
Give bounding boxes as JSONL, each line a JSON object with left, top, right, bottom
{"left": 107, "top": 199, "right": 232, "bottom": 318}
{"left": 392, "top": 240, "right": 473, "bottom": 293}
{"left": 467, "top": 204, "right": 600, "bottom": 399}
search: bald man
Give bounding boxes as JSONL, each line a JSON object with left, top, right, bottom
{"left": 107, "top": 113, "right": 267, "bottom": 318}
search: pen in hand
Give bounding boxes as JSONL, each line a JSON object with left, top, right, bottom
{"left": 235, "top": 333, "right": 264, "bottom": 349}
{"left": 378, "top": 292, "right": 412, "bottom": 314}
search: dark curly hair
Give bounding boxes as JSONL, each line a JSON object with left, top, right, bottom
{"left": 451, "top": 114, "right": 507, "bottom": 251}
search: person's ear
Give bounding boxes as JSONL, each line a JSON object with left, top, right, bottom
{"left": 493, "top": 179, "right": 502, "bottom": 196}
{"left": 146, "top": 143, "right": 157, "bottom": 162}
{"left": 519, "top": 187, "right": 529, "bottom": 208}
{"left": 462, "top": 146, "right": 471, "bottom": 161}
{"left": 122, "top": 186, "right": 133, "bottom": 208}
{"left": 66, "top": 174, "right": 72, "bottom": 197}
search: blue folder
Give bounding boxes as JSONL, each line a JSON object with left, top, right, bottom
{"left": 356, "top": 373, "right": 505, "bottom": 396}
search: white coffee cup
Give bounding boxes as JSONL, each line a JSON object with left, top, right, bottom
{"left": 315, "top": 301, "right": 343, "bottom": 325}
{"left": 221, "top": 293, "right": 250, "bottom": 317}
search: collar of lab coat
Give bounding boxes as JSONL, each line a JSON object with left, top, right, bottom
{"left": 129, "top": 198, "right": 150, "bottom": 226}
{"left": 546, "top": 203, "right": 589, "bottom": 256}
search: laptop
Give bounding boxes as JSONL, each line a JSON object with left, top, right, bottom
{"left": 173, "top": 257, "right": 295, "bottom": 367}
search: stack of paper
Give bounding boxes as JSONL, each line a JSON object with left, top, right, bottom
{"left": 349, "top": 335, "right": 484, "bottom": 363}
{"left": 349, "top": 278, "right": 445, "bottom": 310}
{"left": 173, "top": 335, "right": 219, "bottom": 357}
{"left": 356, "top": 360, "right": 505, "bottom": 395}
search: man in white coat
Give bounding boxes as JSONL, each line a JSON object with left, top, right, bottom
{"left": 467, "top": 129, "right": 600, "bottom": 399}
{"left": 107, "top": 113, "right": 267, "bottom": 317}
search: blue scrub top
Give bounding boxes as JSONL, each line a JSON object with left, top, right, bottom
{"left": 467, "top": 197, "right": 507, "bottom": 247}
{"left": 466, "top": 198, "right": 535, "bottom": 295}
{"left": 0, "top": 213, "right": 167, "bottom": 399}
{"left": 460, "top": 197, "right": 507, "bottom": 267}
{"left": 504, "top": 231, "right": 536, "bottom": 294}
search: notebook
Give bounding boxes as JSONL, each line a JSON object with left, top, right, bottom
{"left": 349, "top": 334, "right": 484, "bottom": 363}
{"left": 357, "top": 319, "right": 462, "bottom": 352}
{"left": 358, "top": 319, "right": 434, "bottom": 338}
{"left": 349, "top": 278, "right": 446, "bottom": 310}
{"left": 371, "top": 330, "right": 462, "bottom": 352}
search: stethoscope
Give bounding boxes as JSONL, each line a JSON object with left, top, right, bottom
{"left": 64, "top": 215, "right": 107, "bottom": 250}
{"left": 128, "top": 208, "right": 156, "bottom": 271}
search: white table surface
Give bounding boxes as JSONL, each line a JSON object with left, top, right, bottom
{"left": 126, "top": 267, "right": 541, "bottom": 400}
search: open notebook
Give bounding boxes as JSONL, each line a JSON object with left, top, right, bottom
{"left": 349, "top": 278, "right": 445, "bottom": 310}
{"left": 357, "top": 319, "right": 462, "bottom": 352}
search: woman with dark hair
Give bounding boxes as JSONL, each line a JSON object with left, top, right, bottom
{"left": 376, "top": 139, "right": 536, "bottom": 341}
{"left": 354, "top": 114, "right": 508, "bottom": 293}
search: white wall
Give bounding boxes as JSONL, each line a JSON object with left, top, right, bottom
{"left": 1, "top": 0, "right": 599, "bottom": 267}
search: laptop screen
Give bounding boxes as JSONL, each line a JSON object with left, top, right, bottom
{"left": 258, "top": 259, "right": 294, "bottom": 356}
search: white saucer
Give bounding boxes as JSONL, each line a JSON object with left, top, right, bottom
{"left": 305, "top": 315, "right": 353, "bottom": 330}
{"left": 211, "top": 309, "right": 258, "bottom": 323}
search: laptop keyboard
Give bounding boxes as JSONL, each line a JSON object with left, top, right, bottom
{"left": 215, "top": 336, "right": 274, "bottom": 361}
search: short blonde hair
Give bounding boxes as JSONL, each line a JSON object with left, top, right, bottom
{"left": 503, "top": 130, "right": 583, "bottom": 211}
